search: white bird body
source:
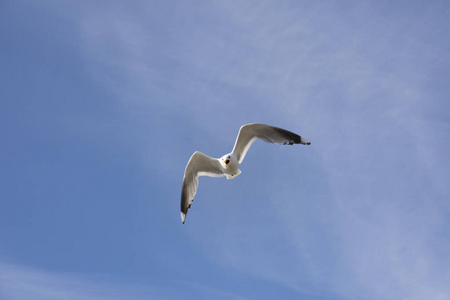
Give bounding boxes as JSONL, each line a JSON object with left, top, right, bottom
{"left": 220, "top": 153, "right": 240, "bottom": 179}
{"left": 180, "top": 123, "right": 310, "bottom": 224}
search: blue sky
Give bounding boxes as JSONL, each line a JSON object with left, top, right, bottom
{"left": 1, "top": 0, "right": 449, "bottom": 299}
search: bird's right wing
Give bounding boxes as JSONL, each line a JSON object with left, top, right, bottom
{"left": 180, "top": 151, "right": 224, "bottom": 224}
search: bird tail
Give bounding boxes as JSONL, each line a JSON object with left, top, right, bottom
{"left": 226, "top": 169, "right": 242, "bottom": 180}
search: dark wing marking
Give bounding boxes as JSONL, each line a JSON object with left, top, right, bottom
{"left": 231, "top": 123, "right": 310, "bottom": 163}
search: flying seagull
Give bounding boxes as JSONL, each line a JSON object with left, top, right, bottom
{"left": 180, "top": 123, "right": 311, "bottom": 224}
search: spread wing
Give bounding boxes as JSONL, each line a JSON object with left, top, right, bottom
{"left": 231, "top": 123, "right": 311, "bottom": 163}
{"left": 180, "top": 151, "right": 224, "bottom": 224}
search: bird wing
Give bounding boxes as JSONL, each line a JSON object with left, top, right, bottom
{"left": 180, "top": 151, "right": 224, "bottom": 224}
{"left": 231, "top": 123, "right": 311, "bottom": 163}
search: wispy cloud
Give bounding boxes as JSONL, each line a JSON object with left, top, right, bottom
{"left": 0, "top": 261, "right": 152, "bottom": 300}
{"left": 0, "top": 261, "right": 249, "bottom": 300}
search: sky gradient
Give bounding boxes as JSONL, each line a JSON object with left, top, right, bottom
{"left": 1, "top": 1, "right": 449, "bottom": 299}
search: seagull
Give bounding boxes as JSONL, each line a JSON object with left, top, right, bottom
{"left": 180, "top": 123, "right": 311, "bottom": 224}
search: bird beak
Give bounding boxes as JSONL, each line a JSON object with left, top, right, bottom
{"left": 225, "top": 159, "right": 230, "bottom": 167}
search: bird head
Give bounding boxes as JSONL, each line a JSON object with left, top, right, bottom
{"left": 222, "top": 155, "right": 231, "bottom": 168}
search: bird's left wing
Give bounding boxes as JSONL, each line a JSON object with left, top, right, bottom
{"left": 180, "top": 151, "right": 224, "bottom": 224}
{"left": 231, "top": 123, "right": 311, "bottom": 164}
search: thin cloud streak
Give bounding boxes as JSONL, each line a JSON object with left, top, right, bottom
{"left": 0, "top": 262, "right": 152, "bottom": 300}
{"left": 0, "top": 261, "right": 248, "bottom": 300}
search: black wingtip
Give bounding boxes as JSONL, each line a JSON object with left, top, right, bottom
{"left": 273, "top": 127, "right": 302, "bottom": 144}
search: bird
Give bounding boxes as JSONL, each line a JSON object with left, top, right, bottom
{"left": 180, "top": 123, "right": 311, "bottom": 224}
